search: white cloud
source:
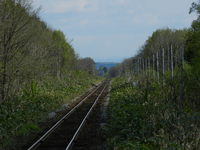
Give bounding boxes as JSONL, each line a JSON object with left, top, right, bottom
{"left": 35, "top": 0, "right": 98, "bottom": 13}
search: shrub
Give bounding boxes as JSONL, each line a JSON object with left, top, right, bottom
{"left": 107, "top": 77, "right": 200, "bottom": 150}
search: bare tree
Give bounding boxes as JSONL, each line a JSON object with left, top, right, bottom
{"left": 0, "top": 0, "right": 36, "bottom": 100}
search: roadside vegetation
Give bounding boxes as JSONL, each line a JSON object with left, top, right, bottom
{"left": 0, "top": 0, "right": 101, "bottom": 149}
{"left": 107, "top": 77, "right": 199, "bottom": 150}
{"left": 107, "top": 1, "right": 200, "bottom": 149}
{"left": 0, "top": 72, "right": 101, "bottom": 149}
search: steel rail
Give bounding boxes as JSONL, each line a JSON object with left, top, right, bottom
{"left": 65, "top": 82, "right": 108, "bottom": 150}
{"left": 27, "top": 81, "right": 104, "bottom": 150}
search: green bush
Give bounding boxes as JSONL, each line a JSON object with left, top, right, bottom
{"left": 0, "top": 71, "right": 102, "bottom": 149}
{"left": 107, "top": 77, "right": 200, "bottom": 150}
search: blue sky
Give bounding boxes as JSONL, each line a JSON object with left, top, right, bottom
{"left": 34, "top": 0, "right": 197, "bottom": 62}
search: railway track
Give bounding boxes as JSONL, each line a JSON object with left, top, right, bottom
{"left": 26, "top": 80, "right": 109, "bottom": 150}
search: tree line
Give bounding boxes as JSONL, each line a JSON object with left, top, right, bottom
{"left": 0, "top": 0, "right": 96, "bottom": 102}
{"left": 109, "top": 29, "right": 187, "bottom": 77}
{"left": 109, "top": 1, "right": 200, "bottom": 107}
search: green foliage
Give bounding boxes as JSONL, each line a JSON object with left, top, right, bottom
{"left": 112, "top": 28, "right": 188, "bottom": 77}
{"left": 0, "top": 0, "right": 97, "bottom": 102}
{"left": 0, "top": 72, "right": 102, "bottom": 149}
{"left": 184, "top": 1, "right": 200, "bottom": 106}
{"left": 107, "top": 77, "right": 200, "bottom": 150}
{"left": 107, "top": 2, "right": 200, "bottom": 150}
{"left": 141, "top": 28, "right": 187, "bottom": 57}
{"left": 185, "top": 23, "right": 200, "bottom": 66}
{"left": 0, "top": 1, "right": 99, "bottom": 149}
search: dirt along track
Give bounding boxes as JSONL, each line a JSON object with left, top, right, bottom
{"left": 26, "top": 80, "right": 110, "bottom": 150}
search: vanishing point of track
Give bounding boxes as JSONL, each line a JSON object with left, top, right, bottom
{"left": 26, "top": 80, "right": 109, "bottom": 150}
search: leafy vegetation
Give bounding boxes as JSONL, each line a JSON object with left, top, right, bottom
{"left": 109, "top": 28, "right": 188, "bottom": 77}
{"left": 107, "top": 77, "right": 200, "bottom": 150}
{"left": 0, "top": 71, "right": 101, "bottom": 149}
{"left": 0, "top": 0, "right": 101, "bottom": 149}
{"left": 185, "top": 1, "right": 200, "bottom": 106}
{"left": 107, "top": 1, "right": 200, "bottom": 149}
{"left": 0, "top": 0, "right": 97, "bottom": 102}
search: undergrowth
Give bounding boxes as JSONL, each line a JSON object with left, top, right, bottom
{"left": 0, "top": 71, "right": 102, "bottom": 150}
{"left": 107, "top": 77, "right": 200, "bottom": 150}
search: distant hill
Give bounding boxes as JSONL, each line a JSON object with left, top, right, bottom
{"left": 95, "top": 62, "right": 118, "bottom": 70}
